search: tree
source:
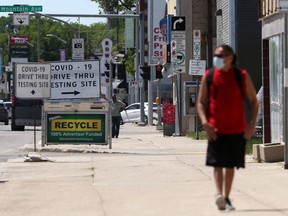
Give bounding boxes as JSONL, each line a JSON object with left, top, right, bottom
{"left": 91, "top": 0, "right": 136, "bottom": 14}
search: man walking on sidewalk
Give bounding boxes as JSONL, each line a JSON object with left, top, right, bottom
{"left": 197, "top": 45, "right": 258, "bottom": 211}
{"left": 111, "top": 95, "right": 126, "bottom": 138}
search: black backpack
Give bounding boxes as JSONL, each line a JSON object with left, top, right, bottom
{"left": 206, "top": 67, "right": 251, "bottom": 122}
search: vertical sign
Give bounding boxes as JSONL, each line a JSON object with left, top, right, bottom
{"left": 100, "top": 39, "right": 113, "bottom": 94}
{"left": 193, "top": 30, "right": 201, "bottom": 60}
{"left": 148, "top": 0, "right": 167, "bottom": 64}
{"left": 72, "top": 38, "right": 84, "bottom": 60}
{"left": 125, "top": 11, "right": 134, "bottom": 49}
{"left": 170, "top": 16, "right": 186, "bottom": 73}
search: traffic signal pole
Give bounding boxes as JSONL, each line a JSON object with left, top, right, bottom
{"left": 148, "top": 67, "right": 154, "bottom": 125}
{"left": 139, "top": 12, "right": 146, "bottom": 126}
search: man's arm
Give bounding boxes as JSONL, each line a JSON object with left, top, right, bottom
{"left": 197, "top": 74, "right": 217, "bottom": 141}
{"left": 244, "top": 73, "right": 259, "bottom": 139}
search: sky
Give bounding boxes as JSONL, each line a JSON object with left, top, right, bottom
{"left": 0, "top": 0, "right": 106, "bottom": 25}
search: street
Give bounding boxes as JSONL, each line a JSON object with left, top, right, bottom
{"left": 0, "top": 123, "right": 288, "bottom": 215}
{"left": 0, "top": 122, "right": 41, "bottom": 162}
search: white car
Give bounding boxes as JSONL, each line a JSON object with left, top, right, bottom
{"left": 121, "top": 102, "right": 159, "bottom": 124}
{"left": 4, "top": 102, "right": 12, "bottom": 119}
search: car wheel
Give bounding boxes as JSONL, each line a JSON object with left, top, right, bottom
{"left": 5, "top": 119, "right": 8, "bottom": 125}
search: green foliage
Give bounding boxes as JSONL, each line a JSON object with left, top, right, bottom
{"left": 246, "top": 137, "right": 262, "bottom": 155}
{"left": 186, "top": 131, "right": 263, "bottom": 155}
{"left": 125, "top": 49, "right": 135, "bottom": 76}
{"left": 0, "top": 16, "right": 14, "bottom": 63}
{"left": 90, "top": 0, "right": 136, "bottom": 14}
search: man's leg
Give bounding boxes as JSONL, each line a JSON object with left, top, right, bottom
{"left": 224, "top": 168, "right": 235, "bottom": 198}
{"left": 214, "top": 167, "right": 223, "bottom": 195}
{"left": 115, "top": 116, "right": 121, "bottom": 138}
{"left": 214, "top": 167, "right": 225, "bottom": 210}
{"left": 112, "top": 117, "right": 116, "bottom": 138}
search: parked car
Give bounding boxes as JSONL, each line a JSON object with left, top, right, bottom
{"left": 121, "top": 102, "right": 159, "bottom": 124}
{"left": 4, "top": 101, "right": 12, "bottom": 119}
{"left": 0, "top": 102, "right": 9, "bottom": 125}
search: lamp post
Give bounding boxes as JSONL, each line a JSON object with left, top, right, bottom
{"left": 46, "top": 34, "right": 67, "bottom": 61}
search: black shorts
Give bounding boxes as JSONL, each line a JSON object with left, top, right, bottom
{"left": 206, "top": 133, "right": 247, "bottom": 169}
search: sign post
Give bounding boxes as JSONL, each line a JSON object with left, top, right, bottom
{"left": 0, "top": 5, "right": 42, "bottom": 12}
{"left": 46, "top": 113, "right": 107, "bottom": 144}
{"left": 15, "top": 62, "right": 51, "bottom": 152}
{"left": 13, "top": 13, "right": 30, "bottom": 26}
{"left": 50, "top": 61, "right": 100, "bottom": 99}
{"left": 72, "top": 38, "right": 85, "bottom": 60}
{"left": 171, "top": 16, "right": 186, "bottom": 73}
{"left": 193, "top": 30, "right": 201, "bottom": 60}
{"left": 15, "top": 63, "right": 51, "bottom": 99}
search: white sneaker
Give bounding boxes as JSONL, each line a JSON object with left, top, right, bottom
{"left": 215, "top": 194, "right": 226, "bottom": 211}
{"left": 225, "top": 198, "right": 235, "bottom": 211}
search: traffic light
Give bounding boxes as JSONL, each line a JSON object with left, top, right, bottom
{"left": 104, "top": 63, "right": 116, "bottom": 79}
{"left": 155, "top": 64, "right": 163, "bottom": 79}
{"left": 117, "top": 64, "right": 126, "bottom": 80}
{"left": 140, "top": 66, "right": 151, "bottom": 80}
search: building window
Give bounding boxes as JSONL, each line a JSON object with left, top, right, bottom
{"left": 269, "top": 35, "right": 283, "bottom": 143}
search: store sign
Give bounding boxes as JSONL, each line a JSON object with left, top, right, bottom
{"left": 9, "top": 35, "right": 29, "bottom": 45}
{"left": 148, "top": 0, "right": 167, "bottom": 64}
{"left": 47, "top": 114, "right": 106, "bottom": 144}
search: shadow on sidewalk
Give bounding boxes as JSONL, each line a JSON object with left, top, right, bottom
{"left": 237, "top": 208, "right": 288, "bottom": 213}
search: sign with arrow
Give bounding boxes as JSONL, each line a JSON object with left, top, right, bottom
{"left": 13, "top": 13, "right": 29, "bottom": 26}
{"left": 50, "top": 61, "right": 100, "bottom": 99}
{"left": 171, "top": 16, "right": 186, "bottom": 31}
{"left": 170, "top": 16, "right": 186, "bottom": 73}
{"left": 15, "top": 63, "right": 51, "bottom": 99}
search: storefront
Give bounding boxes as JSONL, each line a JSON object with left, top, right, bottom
{"left": 261, "top": 6, "right": 285, "bottom": 143}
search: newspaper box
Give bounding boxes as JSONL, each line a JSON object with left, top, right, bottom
{"left": 162, "top": 102, "right": 175, "bottom": 136}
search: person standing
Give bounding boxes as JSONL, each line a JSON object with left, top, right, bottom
{"left": 197, "top": 45, "right": 258, "bottom": 211}
{"left": 111, "top": 95, "right": 126, "bottom": 138}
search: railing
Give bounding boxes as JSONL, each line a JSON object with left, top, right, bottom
{"left": 259, "top": 0, "right": 279, "bottom": 18}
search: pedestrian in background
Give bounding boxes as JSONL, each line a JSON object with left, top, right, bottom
{"left": 197, "top": 45, "right": 258, "bottom": 211}
{"left": 111, "top": 95, "right": 126, "bottom": 138}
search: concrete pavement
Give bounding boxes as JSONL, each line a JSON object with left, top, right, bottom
{"left": 0, "top": 123, "right": 288, "bottom": 216}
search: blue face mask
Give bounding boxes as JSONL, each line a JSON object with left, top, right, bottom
{"left": 213, "top": 56, "right": 224, "bottom": 69}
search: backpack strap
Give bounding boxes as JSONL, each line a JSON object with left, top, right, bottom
{"left": 234, "top": 67, "right": 244, "bottom": 97}
{"left": 206, "top": 67, "right": 214, "bottom": 96}
{"left": 205, "top": 68, "right": 215, "bottom": 116}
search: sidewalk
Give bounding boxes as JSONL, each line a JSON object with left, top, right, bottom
{"left": 0, "top": 123, "right": 288, "bottom": 216}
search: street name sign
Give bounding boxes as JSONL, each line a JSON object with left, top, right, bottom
{"left": 0, "top": 5, "right": 42, "bottom": 13}
{"left": 13, "top": 13, "right": 29, "bottom": 26}
{"left": 50, "top": 61, "right": 100, "bottom": 99}
{"left": 189, "top": 60, "right": 206, "bottom": 75}
{"left": 15, "top": 63, "right": 51, "bottom": 99}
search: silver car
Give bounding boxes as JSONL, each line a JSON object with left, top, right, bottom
{"left": 4, "top": 102, "right": 12, "bottom": 119}
{"left": 121, "top": 102, "right": 159, "bottom": 124}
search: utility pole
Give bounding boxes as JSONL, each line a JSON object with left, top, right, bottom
{"left": 174, "top": 0, "right": 182, "bottom": 135}
{"left": 139, "top": 12, "right": 146, "bottom": 125}
{"left": 37, "top": 15, "right": 40, "bottom": 62}
{"left": 284, "top": 13, "right": 288, "bottom": 169}
{"left": 135, "top": 2, "right": 140, "bottom": 102}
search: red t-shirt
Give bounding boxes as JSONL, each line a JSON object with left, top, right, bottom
{"left": 206, "top": 68, "right": 247, "bottom": 134}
